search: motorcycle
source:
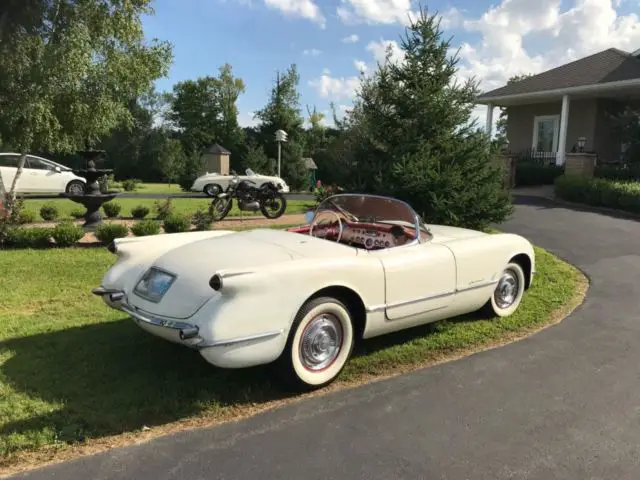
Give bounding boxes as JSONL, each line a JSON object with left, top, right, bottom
{"left": 209, "top": 170, "right": 288, "bottom": 221}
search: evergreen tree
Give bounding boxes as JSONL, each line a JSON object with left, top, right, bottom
{"left": 344, "top": 6, "right": 513, "bottom": 230}
{"left": 254, "top": 65, "right": 308, "bottom": 189}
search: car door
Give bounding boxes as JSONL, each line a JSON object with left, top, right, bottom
{"left": 21, "top": 156, "right": 56, "bottom": 192}
{"left": 0, "top": 155, "right": 19, "bottom": 192}
{"left": 29, "top": 157, "right": 68, "bottom": 192}
{"left": 372, "top": 242, "right": 456, "bottom": 321}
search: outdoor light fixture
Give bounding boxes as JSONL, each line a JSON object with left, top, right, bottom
{"left": 275, "top": 129, "right": 288, "bottom": 178}
{"left": 577, "top": 136, "right": 586, "bottom": 152}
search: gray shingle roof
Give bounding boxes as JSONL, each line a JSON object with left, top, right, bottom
{"left": 205, "top": 143, "right": 230, "bottom": 154}
{"left": 478, "top": 48, "right": 640, "bottom": 100}
{"left": 303, "top": 157, "right": 317, "bottom": 169}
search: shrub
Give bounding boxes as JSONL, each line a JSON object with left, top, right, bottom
{"left": 554, "top": 175, "right": 640, "bottom": 214}
{"left": 154, "top": 198, "right": 174, "bottom": 220}
{"left": 3, "top": 227, "right": 53, "bottom": 248}
{"left": 131, "top": 219, "right": 161, "bottom": 237}
{"left": 163, "top": 213, "right": 191, "bottom": 233}
{"left": 40, "top": 203, "right": 59, "bottom": 221}
{"left": 122, "top": 179, "right": 141, "bottom": 191}
{"left": 192, "top": 209, "right": 213, "bottom": 231}
{"left": 594, "top": 165, "right": 640, "bottom": 182}
{"left": 70, "top": 208, "right": 85, "bottom": 219}
{"left": 515, "top": 163, "right": 564, "bottom": 186}
{"left": 94, "top": 223, "right": 129, "bottom": 244}
{"left": 52, "top": 220, "right": 85, "bottom": 247}
{"left": 314, "top": 184, "right": 344, "bottom": 203}
{"left": 131, "top": 205, "right": 150, "bottom": 219}
{"left": 102, "top": 202, "right": 122, "bottom": 218}
{"left": 16, "top": 209, "right": 36, "bottom": 225}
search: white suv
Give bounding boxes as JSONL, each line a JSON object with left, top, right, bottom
{"left": 0, "top": 153, "right": 86, "bottom": 195}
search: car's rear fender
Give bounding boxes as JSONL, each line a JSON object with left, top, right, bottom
{"left": 194, "top": 255, "right": 385, "bottom": 362}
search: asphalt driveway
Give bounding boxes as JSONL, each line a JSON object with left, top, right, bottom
{"left": 11, "top": 195, "right": 640, "bottom": 480}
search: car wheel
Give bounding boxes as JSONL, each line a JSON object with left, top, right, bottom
{"left": 204, "top": 184, "right": 222, "bottom": 197}
{"left": 65, "top": 180, "right": 85, "bottom": 196}
{"left": 275, "top": 296, "right": 354, "bottom": 392}
{"left": 483, "top": 262, "right": 526, "bottom": 317}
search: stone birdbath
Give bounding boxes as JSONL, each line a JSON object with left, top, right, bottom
{"left": 63, "top": 159, "right": 118, "bottom": 229}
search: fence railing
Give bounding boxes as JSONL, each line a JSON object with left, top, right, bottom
{"left": 509, "top": 149, "right": 558, "bottom": 166}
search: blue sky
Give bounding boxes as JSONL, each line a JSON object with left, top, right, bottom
{"left": 141, "top": 0, "right": 640, "bottom": 127}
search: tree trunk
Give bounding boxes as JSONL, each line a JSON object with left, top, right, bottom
{"left": 5, "top": 153, "right": 27, "bottom": 218}
{"left": 0, "top": 168, "right": 6, "bottom": 220}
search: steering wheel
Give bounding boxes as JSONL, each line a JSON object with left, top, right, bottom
{"left": 309, "top": 210, "right": 343, "bottom": 243}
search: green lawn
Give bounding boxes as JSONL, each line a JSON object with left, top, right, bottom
{"left": 110, "top": 182, "right": 182, "bottom": 194}
{"left": 0, "top": 240, "right": 584, "bottom": 468}
{"left": 22, "top": 198, "right": 311, "bottom": 220}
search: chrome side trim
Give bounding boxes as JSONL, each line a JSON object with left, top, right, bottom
{"left": 364, "top": 279, "right": 499, "bottom": 313}
{"left": 198, "top": 330, "right": 284, "bottom": 348}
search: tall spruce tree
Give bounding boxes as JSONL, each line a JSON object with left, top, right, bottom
{"left": 254, "top": 65, "right": 308, "bottom": 190}
{"left": 345, "top": 6, "right": 513, "bottom": 230}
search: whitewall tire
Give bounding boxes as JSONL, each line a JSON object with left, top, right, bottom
{"left": 485, "top": 262, "right": 526, "bottom": 317}
{"left": 276, "top": 296, "right": 354, "bottom": 392}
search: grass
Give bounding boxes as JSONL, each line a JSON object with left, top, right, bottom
{"left": 21, "top": 198, "right": 311, "bottom": 221}
{"left": 110, "top": 182, "right": 182, "bottom": 194}
{"left": 0, "top": 241, "right": 586, "bottom": 473}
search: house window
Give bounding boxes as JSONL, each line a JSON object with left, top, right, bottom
{"left": 532, "top": 115, "right": 560, "bottom": 152}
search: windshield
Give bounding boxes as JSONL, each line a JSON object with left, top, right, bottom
{"left": 316, "top": 194, "right": 423, "bottom": 231}
{"left": 245, "top": 168, "right": 256, "bottom": 176}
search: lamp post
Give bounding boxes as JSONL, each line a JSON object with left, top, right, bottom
{"left": 577, "top": 136, "right": 586, "bottom": 152}
{"left": 275, "top": 129, "right": 288, "bottom": 178}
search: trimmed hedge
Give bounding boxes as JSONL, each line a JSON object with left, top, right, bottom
{"left": 554, "top": 175, "right": 640, "bottom": 213}
{"left": 594, "top": 165, "right": 640, "bottom": 182}
{"left": 515, "top": 163, "right": 564, "bottom": 186}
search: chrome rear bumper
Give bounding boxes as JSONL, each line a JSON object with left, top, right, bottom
{"left": 92, "top": 287, "right": 283, "bottom": 349}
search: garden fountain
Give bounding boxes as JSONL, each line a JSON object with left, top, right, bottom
{"left": 63, "top": 151, "right": 118, "bottom": 229}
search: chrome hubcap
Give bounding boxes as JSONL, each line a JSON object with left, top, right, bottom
{"left": 69, "top": 183, "right": 83, "bottom": 195}
{"left": 495, "top": 269, "right": 519, "bottom": 309}
{"left": 300, "top": 314, "right": 342, "bottom": 371}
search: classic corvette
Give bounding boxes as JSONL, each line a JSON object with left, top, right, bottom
{"left": 93, "top": 194, "right": 535, "bottom": 391}
{"left": 191, "top": 168, "right": 290, "bottom": 196}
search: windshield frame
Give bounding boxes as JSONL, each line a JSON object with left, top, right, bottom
{"left": 313, "top": 193, "right": 428, "bottom": 244}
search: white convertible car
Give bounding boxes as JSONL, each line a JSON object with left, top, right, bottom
{"left": 191, "top": 168, "right": 290, "bottom": 196}
{"left": 93, "top": 194, "right": 535, "bottom": 391}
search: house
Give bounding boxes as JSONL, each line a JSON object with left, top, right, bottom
{"left": 476, "top": 48, "right": 640, "bottom": 166}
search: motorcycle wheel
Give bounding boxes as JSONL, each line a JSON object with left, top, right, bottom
{"left": 210, "top": 197, "right": 233, "bottom": 221}
{"left": 260, "top": 192, "right": 287, "bottom": 219}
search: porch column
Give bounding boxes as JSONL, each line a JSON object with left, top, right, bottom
{"left": 485, "top": 103, "right": 494, "bottom": 137}
{"left": 556, "top": 94, "right": 570, "bottom": 166}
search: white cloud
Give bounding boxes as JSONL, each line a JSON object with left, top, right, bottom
{"left": 309, "top": 38, "right": 404, "bottom": 101}
{"left": 308, "top": 74, "right": 361, "bottom": 100}
{"left": 342, "top": 34, "right": 360, "bottom": 43}
{"left": 336, "top": 0, "right": 417, "bottom": 25}
{"left": 366, "top": 39, "right": 406, "bottom": 65}
{"left": 322, "top": 67, "right": 331, "bottom": 75}
{"left": 456, "top": 0, "right": 640, "bottom": 94}
{"left": 353, "top": 59, "right": 368, "bottom": 73}
{"left": 303, "top": 48, "right": 322, "bottom": 56}
{"left": 263, "top": 0, "right": 326, "bottom": 27}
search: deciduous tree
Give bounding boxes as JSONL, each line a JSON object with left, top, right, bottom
{"left": 0, "top": 0, "right": 172, "bottom": 214}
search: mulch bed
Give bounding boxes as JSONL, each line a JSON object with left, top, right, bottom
{"left": 20, "top": 214, "right": 307, "bottom": 245}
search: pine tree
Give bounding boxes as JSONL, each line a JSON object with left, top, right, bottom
{"left": 254, "top": 65, "right": 308, "bottom": 189}
{"left": 345, "top": 6, "right": 513, "bottom": 230}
